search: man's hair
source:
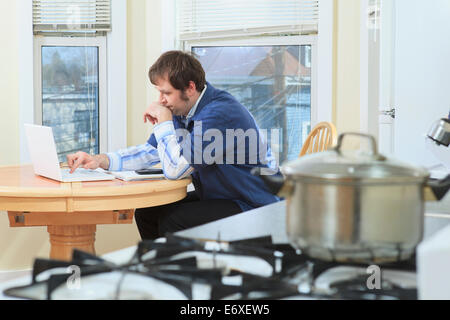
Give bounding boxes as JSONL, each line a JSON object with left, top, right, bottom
{"left": 149, "top": 50, "right": 206, "bottom": 92}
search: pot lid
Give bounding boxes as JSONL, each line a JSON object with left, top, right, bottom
{"left": 282, "top": 133, "right": 430, "bottom": 180}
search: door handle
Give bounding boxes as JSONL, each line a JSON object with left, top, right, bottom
{"left": 379, "top": 108, "right": 395, "bottom": 119}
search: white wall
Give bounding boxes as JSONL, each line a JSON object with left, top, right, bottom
{"left": 334, "top": 0, "right": 361, "bottom": 134}
{"left": 0, "top": 0, "right": 49, "bottom": 271}
{"left": 0, "top": 1, "right": 20, "bottom": 166}
{"left": 393, "top": 0, "right": 450, "bottom": 167}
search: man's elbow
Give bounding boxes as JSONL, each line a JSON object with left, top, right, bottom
{"left": 163, "top": 166, "right": 193, "bottom": 180}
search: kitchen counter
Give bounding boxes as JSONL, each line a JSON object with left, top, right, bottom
{"left": 425, "top": 191, "right": 450, "bottom": 215}
{"left": 178, "top": 200, "right": 288, "bottom": 243}
{"left": 423, "top": 192, "right": 450, "bottom": 237}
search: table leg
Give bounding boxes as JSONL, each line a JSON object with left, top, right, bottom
{"left": 47, "top": 225, "right": 96, "bottom": 261}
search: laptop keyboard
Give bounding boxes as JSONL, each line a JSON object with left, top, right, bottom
{"left": 61, "top": 168, "right": 113, "bottom": 180}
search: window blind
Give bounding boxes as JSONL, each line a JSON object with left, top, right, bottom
{"left": 32, "top": 0, "right": 111, "bottom": 35}
{"left": 177, "top": 0, "right": 319, "bottom": 41}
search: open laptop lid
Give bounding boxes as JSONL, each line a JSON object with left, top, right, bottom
{"left": 24, "top": 124, "right": 63, "bottom": 181}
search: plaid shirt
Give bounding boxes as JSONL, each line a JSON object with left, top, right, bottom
{"left": 106, "top": 120, "right": 193, "bottom": 180}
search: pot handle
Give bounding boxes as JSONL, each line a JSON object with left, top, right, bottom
{"left": 251, "top": 167, "right": 285, "bottom": 195}
{"left": 426, "top": 175, "right": 450, "bottom": 201}
{"left": 251, "top": 167, "right": 294, "bottom": 198}
{"left": 335, "top": 133, "right": 386, "bottom": 160}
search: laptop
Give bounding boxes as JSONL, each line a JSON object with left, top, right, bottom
{"left": 24, "top": 124, "right": 115, "bottom": 182}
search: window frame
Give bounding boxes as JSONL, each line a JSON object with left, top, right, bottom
{"left": 18, "top": 0, "right": 127, "bottom": 164}
{"left": 164, "top": 0, "right": 333, "bottom": 126}
{"left": 33, "top": 35, "right": 108, "bottom": 154}
{"left": 183, "top": 34, "right": 319, "bottom": 130}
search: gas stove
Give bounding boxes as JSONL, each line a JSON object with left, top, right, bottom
{"left": 3, "top": 234, "right": 418, "bottom": 300}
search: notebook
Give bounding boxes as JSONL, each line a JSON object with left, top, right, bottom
{"left": 24, "top": 124, "right": 115, "bottom": 182}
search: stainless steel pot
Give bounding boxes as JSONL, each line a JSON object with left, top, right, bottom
{"left": 254, "top": 133, "right": 450, "bottom": 264}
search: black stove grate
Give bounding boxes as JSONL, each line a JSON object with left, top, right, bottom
{"left": 3, "top": 234, "right": 418, "bottom": 300}
{"left": 330, "top": 275, "right": 418, "bottom": 300}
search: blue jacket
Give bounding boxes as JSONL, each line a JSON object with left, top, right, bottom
{"left": 148, "top": 83, "right": 280, "bottom": 211}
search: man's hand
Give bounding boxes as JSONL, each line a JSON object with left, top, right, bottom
{"left": 67, "top": 152, "right": 109, "bottom": 174}
{"left": 143, "top": 102, "right": 173, "bottom": 125}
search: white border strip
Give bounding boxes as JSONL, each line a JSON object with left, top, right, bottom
{"left": 360, "top": 0, "right": 369, "bottom": 133}
{"left": 107, "top": 0, "right": 127, "bottom": 152}
{"left": 317, "top": 0, "right": 334, "bottom": 124}
{"left": 17, "top": 0, "right": 34, "bottom": 164}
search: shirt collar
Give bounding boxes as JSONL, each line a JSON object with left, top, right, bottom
{"left": 186, "top": 84, "right": 207, "bottom": 120}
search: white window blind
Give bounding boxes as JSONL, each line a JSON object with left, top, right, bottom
{"left": 33, "top": 0, "right": 111, "bottom": 35}
{"left": 177, "top": 0, "right": 319, "bottom": 41}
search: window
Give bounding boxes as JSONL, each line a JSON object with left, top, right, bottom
{"left": 32, "top": 0, "right": 111, "bottom": 162}
{"left": 178, "top": 0, "right": 318, "bottom": 164}
{"left": 189, "top": 37, "right": 316, "bottom": 163}
{"left": 34, "top": 36, "right": 107, "bottom": 162}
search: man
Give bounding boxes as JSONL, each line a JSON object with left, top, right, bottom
{"left": 67, "top": 50, "right": 280, "bottom": 240}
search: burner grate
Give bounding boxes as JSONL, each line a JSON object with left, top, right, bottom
{"left": 330, "top": 275, "right": 418, "bottom": 300}
{"left": 2, "top": 234, "right": 418, "bottom": 300}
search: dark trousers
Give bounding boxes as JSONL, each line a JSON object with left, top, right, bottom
{"left": 134, "top": 192, "right": 243, "bottom": 240}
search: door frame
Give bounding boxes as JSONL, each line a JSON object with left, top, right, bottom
{"left": 361, "top": 0, "right": 396, "bottom": 155}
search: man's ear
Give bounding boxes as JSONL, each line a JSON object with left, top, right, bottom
{"left": 186, "top": 81, "right": 197, "bottom": 96}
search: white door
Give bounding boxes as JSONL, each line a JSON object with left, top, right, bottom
{"left": 378, "top": 0, "right": 450, "bottom": 167}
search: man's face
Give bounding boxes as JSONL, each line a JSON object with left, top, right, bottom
{"left": 154, "top": 77, "right": 192, "bottom": 117}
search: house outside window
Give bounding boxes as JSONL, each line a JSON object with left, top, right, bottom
{"left": 191, "top": 42, "right": 314, "bottom": 163}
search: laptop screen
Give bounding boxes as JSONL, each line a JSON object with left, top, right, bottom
{"left": 24, "top": 124, "right": 63, "bottom": 181}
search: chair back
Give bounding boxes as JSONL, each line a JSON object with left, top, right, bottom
{"left": 299, "top": 122, "right": 337, "bottom": 157}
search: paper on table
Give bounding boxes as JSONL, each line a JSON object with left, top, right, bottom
{"left": 106, "top": 170, "right": 165, "bottom": 181}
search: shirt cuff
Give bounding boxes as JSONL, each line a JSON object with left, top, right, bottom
{"left": 154, "top": 121, "right": 176, "bottom": 144}
{"left": 106, "top": 152, "right": 122, "bottom": 171}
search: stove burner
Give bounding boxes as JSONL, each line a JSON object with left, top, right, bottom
{"left": 2, "top": 234, "right": 418, "bottom": 300}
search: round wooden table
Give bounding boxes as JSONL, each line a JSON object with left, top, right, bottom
{"left": 0, "top": 165, "right": 190, "bottom": 261}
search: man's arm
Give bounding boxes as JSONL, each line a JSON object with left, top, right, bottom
{"left": 144, "top": 102, "right": 194, "bottom": 180}
{"left": 67, "top": 143, "right": 161, "bottom": 173}
{"left": 106, "top": 143, "right": 161, "bottom": 171}
{"left": 153, "top": 121, "right": 194, "bottom": 180}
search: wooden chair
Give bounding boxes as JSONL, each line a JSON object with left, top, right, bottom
{"left": 299, "top": 122, "right": 337, "bottom": 157}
